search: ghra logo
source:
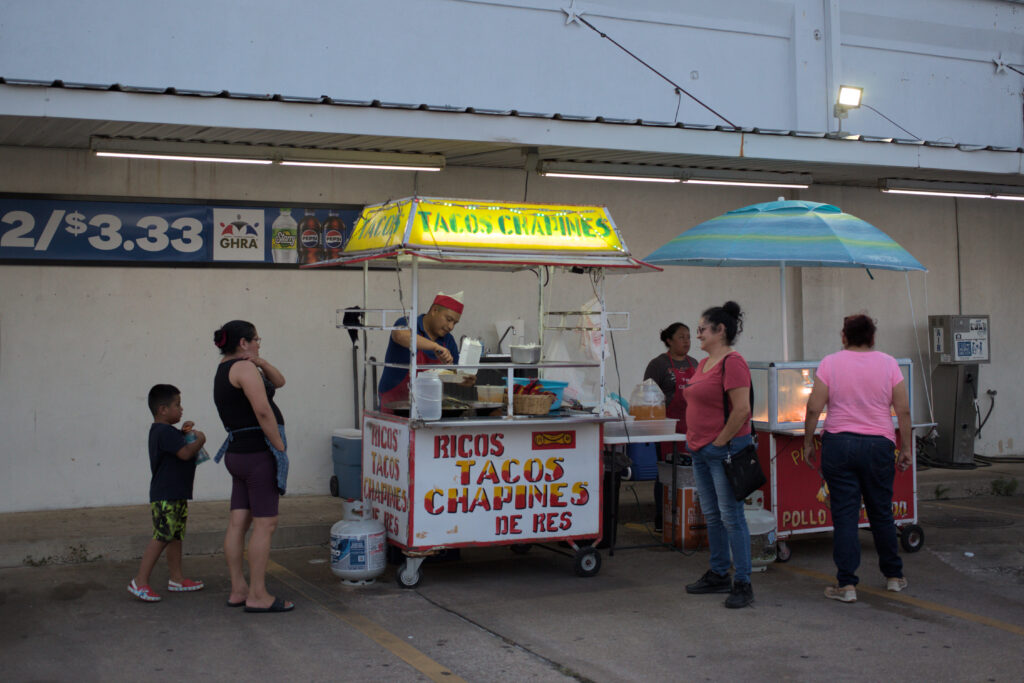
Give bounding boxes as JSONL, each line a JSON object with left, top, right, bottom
{"left": 219, "top": 215, "right": 259, "bottom": 247}
{"left": 212, "top": 208, "right": 265, "bottom": 261}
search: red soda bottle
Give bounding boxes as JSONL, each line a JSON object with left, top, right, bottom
{"left": 322, "top": 210, "right": 346, "bottom": 260}
{"left": 298, "top": 209, "right": 322, "bottom": 264}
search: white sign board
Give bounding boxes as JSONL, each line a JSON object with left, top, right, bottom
{"left": 364, "top": 416, "right": 602, "bottom": 549}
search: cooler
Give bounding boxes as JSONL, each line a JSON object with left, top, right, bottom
{"left": 625, "top": 443, "right": 658, "bottom": 481}
{"left": 331, "top": 428, "right": 362, "bottom": 499}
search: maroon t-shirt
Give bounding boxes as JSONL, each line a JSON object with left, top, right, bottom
{"left": 682, "top": 352, "right": 752, "bottom": 451}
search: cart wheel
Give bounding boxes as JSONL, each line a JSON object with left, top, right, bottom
{"left": 510, "top": 544, "right": 533, "bottom": 555}
{"left": 899, "top": 524, "right": 925, "bottom": 553}
{"left": 574, "top": 547, "right": 602, "bottom": 577}
{"left": 396, "top": 559, "right": 422, "bottom": 589}
{"left": 329, "top": 475, "right": 339, "bottom": 497}
{"left": 775, "top": 540, "right": 792, "bottom": 563}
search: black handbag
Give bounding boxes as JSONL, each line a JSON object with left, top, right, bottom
{"left": 721, "top": 353, "right": 766, "bottom": 501}
{"left": 723, "top": 443, "right": 766, "bottom": 501}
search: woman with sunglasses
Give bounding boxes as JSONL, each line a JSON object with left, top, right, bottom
{"left": 682, "top": 302, "right": 755, "bottom": 609}
{"left": 212, "top": 320, "right": 294, "bottom": 613}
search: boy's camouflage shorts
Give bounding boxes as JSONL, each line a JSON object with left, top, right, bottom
{"left": 150, "top": 500, "right": 189, "bottom": 541}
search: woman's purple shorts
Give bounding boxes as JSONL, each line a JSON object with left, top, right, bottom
{"left": 224, "top": 450, "right": 279, "bottom": 518}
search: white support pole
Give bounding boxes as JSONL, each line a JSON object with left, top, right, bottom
{"left": 410, "top": 255, "right": 420, "bottom": 419}
{"left": 780, "top": 264, "right": 790, "bottom": 361}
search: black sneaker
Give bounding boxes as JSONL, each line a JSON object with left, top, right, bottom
{"left": 653, "top": 517, "right": 663, "bottom": 533}
{"left": 685, "top": 569, "right": 732, "bottom": 594}
{"left": 724, "top": 581, "right": 754, "bottom": 608}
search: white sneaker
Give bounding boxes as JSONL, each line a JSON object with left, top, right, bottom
{"left": 824, "top": 584, "right": 857, "bottom": 603}
{"left": 886, "top": 576, "right": 908, "bottom": 592}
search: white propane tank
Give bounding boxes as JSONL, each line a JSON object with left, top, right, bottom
{"left": 744, "top": 490, "right": 777, "bottom": 571}
{"left": 329, "top": 510, "right": 386, "bottom": 585}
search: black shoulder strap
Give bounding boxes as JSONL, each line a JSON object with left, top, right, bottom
{"left": 722, "top": 353, "right": 754, "bottom": 423}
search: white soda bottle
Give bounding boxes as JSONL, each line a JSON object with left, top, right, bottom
{"left": 271, "top": 208, "right": 298, "bottom": 264}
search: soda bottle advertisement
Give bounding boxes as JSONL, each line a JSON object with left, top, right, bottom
{"left": 297, "top": 209, "right": 322, "bottom": 265}
{"left": 270, "top": 208, "right": 298, "bottom": 264}
{"left": 322, "top": 210, "right": 347, "bottom": 261}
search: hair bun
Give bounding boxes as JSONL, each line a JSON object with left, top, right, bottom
{"left": 723, "top": 301, "right": 742, "bottom": 319}
{"left": 213, "top": 328, "right": 227, "bottom": 348}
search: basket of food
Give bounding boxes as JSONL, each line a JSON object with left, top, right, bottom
{"left": 507, "top": 379, "right": 556, "bottom": 415}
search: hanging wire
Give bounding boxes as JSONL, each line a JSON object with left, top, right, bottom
{"left": 575, "top": 15, "right": 738, "bottom": 129}
{"left": 861, "top": 104, "right": 921, "bottom": 140}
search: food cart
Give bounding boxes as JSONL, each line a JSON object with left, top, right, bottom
{"left": 750, "top": 359, "right": 925, "bottom": 561}
{"left": 312, "top": 197, "right": 654, "bottom": 587}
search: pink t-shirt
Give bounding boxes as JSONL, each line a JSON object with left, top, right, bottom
{"left": 683, "top": 352, "right": 752, "bottom": 451}
{"left": 815, "top": 350, "right": 904, "bottom": 444}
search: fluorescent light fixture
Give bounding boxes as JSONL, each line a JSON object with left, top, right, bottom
{"left": 881, "top": 178, "right": 1024, "bottom": 201}
{"left": 538, "top": 161, "right": 811, "bottom": 188}
{"left": 683, "top": 169, "right": 812, "bottom": 189}
{"left": 837, "top": 85, "right": 863, "bottom": 108}
{"left": 90, "top": 137, "right": 445, "bottom": 171}
{"left": 538, "top": 161, "right": 683, "bottom": 183}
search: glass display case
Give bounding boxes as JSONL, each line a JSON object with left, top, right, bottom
{"left": 749, "top": 359, "right": 912, "bottom": 432}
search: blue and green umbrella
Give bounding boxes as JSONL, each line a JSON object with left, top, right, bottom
{"left": 644, "top": 199, "right": 925, "bottom": 271}
{"left": 644, "top": 199, "right": 926, "bottom": 359}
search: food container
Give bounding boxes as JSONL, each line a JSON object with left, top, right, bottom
{"left": 475, "top": 385, "right": 505, "bottom": 402}
{"left": 510, "top": 344, "right": 541, "bottom": 364}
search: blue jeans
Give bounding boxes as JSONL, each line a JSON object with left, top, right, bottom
{"left": 691, "top": 435, "right": 753, "bottom": 584}
{"left": 821, "top": 431, "right": 903, "bottom": 586}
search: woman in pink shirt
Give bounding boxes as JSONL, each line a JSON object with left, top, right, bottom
{"left": 803, "top": 313, "right": 912, "bottom": 604}
{"left": 682, "top": 301, "right": 754, "bottom": 609}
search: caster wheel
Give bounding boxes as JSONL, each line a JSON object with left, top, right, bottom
{"left": 329, "top": 475, "right": 339, "bottom": 497}
{"left": 899, "top": 524, "right": 925, "bottom": 553}
{"left": 510, "top": 544, "right": 533, "bottom": 555}
{"left": 396, "top": 560, "right": 422, "bottom": 588}
{"left": 574, "top": 547, "right": 602, "bottom": 577}
{"left": 775, "top": 540, "right": 792, "bottom": 563}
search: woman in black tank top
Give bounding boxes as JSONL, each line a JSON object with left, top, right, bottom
{"left": 212, "top": 320, "right": 294, "bottom": 613}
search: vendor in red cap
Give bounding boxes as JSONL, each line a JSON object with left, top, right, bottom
{"left": 378, "top": 291, "right": 465, "bottom": 412}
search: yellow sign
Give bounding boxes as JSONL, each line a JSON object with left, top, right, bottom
{"left": 345, "top": 198, "right": 625, "bottom": 254}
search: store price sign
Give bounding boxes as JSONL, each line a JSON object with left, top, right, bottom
{"left": 0, "top": 198, "right": 275, "bottom": 264}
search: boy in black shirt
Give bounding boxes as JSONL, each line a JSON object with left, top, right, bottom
{"left": 128, "top": 384, "right": 207, "bottom": 602}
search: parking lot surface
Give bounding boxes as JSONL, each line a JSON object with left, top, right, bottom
{"left": 2, "top": 495, "right": 1023, "bottom": 682}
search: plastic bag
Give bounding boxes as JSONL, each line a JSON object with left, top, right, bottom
{"left": 628, "top": 379, "right": 666, "bottom": 420}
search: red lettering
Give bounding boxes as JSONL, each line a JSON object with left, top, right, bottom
{"left": 490, "top": 433, "right": 504, "bottom": 457}
{"left": 571, "top": 481, "right": 590, "bottom": 506}
{"left": 502, "top": 459, "right": 521, "bottom": 483}
{"left": 424, "top": 489, "right": 443, "bottom": 514}
{"left": 544, "top": 457, "right": 565, "bottom": 482}
{"left": 476, "top": 460, "right": 500, "bottom": 485}
{"left": 549, "top": 482, "right": 567, "bottom": 507}
{"left": 468, "top": 487, "right": 491, "bottom": 512}
{"left": 474, "top": 433, "right": 490, "bottom": 457}
{"left": 523, "top": 458, "right": 544, "bottom": 483}
{"left": 454, "top": 459, "right": 475, "bottom": 485}
{"left": 559, "top": 511, "right": 572, "bottom": 530}
{"left": 457, "top": 434, "right": 473, "bottom": 458}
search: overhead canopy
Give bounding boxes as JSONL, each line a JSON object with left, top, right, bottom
{"left": 307, "top": 197, "right": 657, "bottom": 271}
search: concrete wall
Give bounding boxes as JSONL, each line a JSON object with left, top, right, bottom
{"left": 1, "top": 0, "right": 1022, "bottom": 144}
{"left": 1, "top": 146, "right": 1021, "bottom": 511}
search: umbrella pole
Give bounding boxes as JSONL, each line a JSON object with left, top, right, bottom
{"left": 780, "top": 264, "right": 789, "bottom": 361}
